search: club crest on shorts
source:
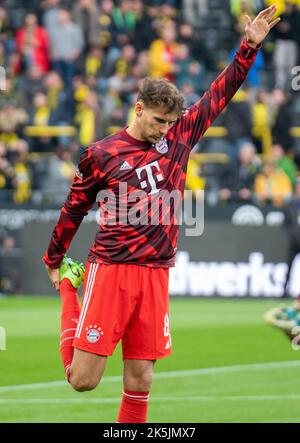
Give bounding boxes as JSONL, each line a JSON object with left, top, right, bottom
{"left": 85, "top": 325, "right": 103, "bottom": 343}
{"left": 154, "top": 138, "right": 168, "bottom": 154}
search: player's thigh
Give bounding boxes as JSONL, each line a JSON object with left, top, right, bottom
{"left": 73, "top": 262, "right": 137, "bottom": 357}
{"left": 70, "top": 348, "right": 107, "bottom": 386}
{"left": 122, "top": 267, "right": 171, "bottom": 361}
{"left": 123, "top": 359, "right": 156, "bottom": 392}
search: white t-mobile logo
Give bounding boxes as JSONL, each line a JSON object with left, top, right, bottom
{"left": 136, "top": 161, "right": 164, "bottom": 194}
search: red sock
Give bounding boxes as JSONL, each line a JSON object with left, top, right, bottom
{"left": 59, "top": 279, "right": 80, "bottom": 381}
{"left": 117, "top": 389, "right": 150, "bottom": 423}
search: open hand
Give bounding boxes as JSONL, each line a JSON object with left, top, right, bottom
{"left": 245, "top": 4, "right": 280, "bottom": 48}
{"left": 45, "top": 265, "right": 60, "bottom": 291}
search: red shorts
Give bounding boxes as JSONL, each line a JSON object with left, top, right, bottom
{"left": 73, "top": 262, "right": 172, "bottom": 360}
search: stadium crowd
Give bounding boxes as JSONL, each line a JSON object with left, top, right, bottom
{"left": 0, "top": 0, "right": 299, "bottom": 207}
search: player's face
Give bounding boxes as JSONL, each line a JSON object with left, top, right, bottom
{"left": 137, "top": 103, "right": 178, "bottom": 144}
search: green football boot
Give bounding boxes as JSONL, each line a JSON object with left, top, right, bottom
{"left": 59, "top": 256, "right": 85, "bottom": 289}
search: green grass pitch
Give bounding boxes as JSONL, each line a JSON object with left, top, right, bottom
{"left": 0, "top": 296, "right": 300, "bottom": 423}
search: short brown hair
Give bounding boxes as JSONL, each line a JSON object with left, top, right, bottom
{"left": 137, "top": 77, "right": 184, "bottom": 115}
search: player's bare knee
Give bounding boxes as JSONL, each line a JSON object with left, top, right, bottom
{"left": 139, "top": 373, "right": 153, "bottom": 391}
{"left": 125, "top": 371, "right": 153, "bottom": 392}
{"left": 69, "top": 373, "right": 100, "bottom": 392}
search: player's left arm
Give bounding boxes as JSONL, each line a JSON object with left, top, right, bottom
{"left": 179, "top": 4, "right": 280, "bottom": 148}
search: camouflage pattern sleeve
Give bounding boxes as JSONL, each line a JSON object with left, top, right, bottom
{"left": 43, "top": 146, "right": 103, "bottom": 268}
{"left": 179, "top": 38, "right": 260, "bottom": 148}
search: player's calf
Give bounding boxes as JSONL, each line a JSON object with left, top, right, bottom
{"left": 59, "top": 257, "right": 85, "bottom": 380}
{"left": 117, "top": 359, "right": 154, "bottom": 423}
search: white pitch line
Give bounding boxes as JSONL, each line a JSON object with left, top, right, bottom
{"left": 0, "top": 360, "right": 300, "bottom": 393}
{"left": 1, "top": 394, "right": 300, "bottom": 404}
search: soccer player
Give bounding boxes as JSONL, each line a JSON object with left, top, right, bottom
{"left": 264, "top": 296, "right": 300, "bottom": 341}
{"left": 264, "top": 180, "right": 300, "bottom": 340}
{"left": 43, "top": 5, "right": 280, "bottom": 423}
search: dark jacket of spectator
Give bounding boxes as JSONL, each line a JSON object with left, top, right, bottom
{"left": 223, "top": 91, "right": 252, "bottom": 142}
{"left": 272, "top": 99, "right": 293, "bottom": 151}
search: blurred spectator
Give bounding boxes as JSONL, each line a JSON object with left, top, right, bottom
{"left": 283, "top": 179, "right": 300, "bottom": 296}
{"left": 30, "top": 91, "right": 52, "bottom": 126}
{"left": 159, "top": 3, "right": 179, "bottom": 22}
{"left": 0, "top": 6, "right": 15, "bottom": 58}
{"left": 230, "top": 0, "right": 258, "bottom": 20}
{"left": 1, "top": 75, "right": 20, "bottom": 104}
{"left": 9, "top": 149, "right": 31, "bottom": 204}
{"left": 15, "top": 13, "right": 49, "bottom": 74}
{"left": 0, "top": 101, "right": 28, "bottom": 145}
{"left": 42, "top": 145, "right": 76, "bottom": 204}
{"left": 104, "top": 44, "right": 140, "bottom": 105}
{"left": 271, "top": 143, "right": 297, "bottom": 186}
{"left": 182, "top": 0, "right": 208, "bottom": 25}
{"left": 231, "top": 0, "right": 258, "bottom": 44}
{"left": 178, "top": 22, "right": 215, "bottom": 73}
{"left": 223, "top": 89, "right": 253, "bottom": 157}
{"left": 42, "top": 0, "right": 61, "bottom": 35}
{"left": 272, "top": 2, "right": 300, "bottom": 90}
{"left": 0, "top": 140, "right": 31, "bottom": 204}
{"left": 43, "top": 70, "right": 74, "bottom": 124}
{"left": 75, "top": 89, "right": 101, "bottom": 146}
{"left": 72, "top": 0, "right": 100, "bottom": 52}
{"left": 270, "top": 88, "right": 293, "bottom": 151}
{"left": 251, "top": 89, "right": 270, "bottom": 154}
{"left": 49, "top": 8, "right": 84, "bottom": 87}
{"left": 254, "top": 158, "right": 292, "bottom": 206}
{"left": 9, "top": 138, "right": 30, "bottom": 155}
{"left": 135, "top": 51, "right": 150, "bottom": 77}
{"left": 97, "top": 0, "right": 114, "bottom": 53}
{"left": 0, "top": 233, "right": 22, "bottom": 295}
{"left": 28, "top": 91, "right": 54, "bottom": 151}
{"left": 0, "top": 40, "right": 5, "bottom": 70}
{"left": 85, "top": 45, "right": 103, "bottom": 77}
{"left": 114, "top": 44, "right": 137, "bottom": 79}
{"left": 110, "top": 0, "right": 136, "bottom": 49}
{"left": 101, "top": 84, "right": 127, "bottom": 136}
{"left": 186, "top": 156, "right": 205, "bottom": 195}
{"left": 0, "top": 142, "right": 15, "bottom": 201}
{"left": 174, "top": 43, "right": 204, "bottom": 91}
{"left": 149, "top": 20, "right": 178, "bottom": 81}
{"left": 19, "top": 65, "right": 44, "bottom": 107}
{"left": 73, "top": 75, "right": 90, "bottom": 115}
{"left": 181, "top": 82, "right": 200, "bottom": 107}
{"left": 132, "top": 0, "right": 158, "bottom": 52}
{"left": 219, "top": 142, "right": 261, "bottom": 203}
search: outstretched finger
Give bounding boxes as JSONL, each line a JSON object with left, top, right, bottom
{"left": 244, "top": 14, "right": 252, "bottom": 26}
{"left": 269, "top": 17, "right": 281, "bottom": 30}
{"left": 256, "top": 4, "right": 277, "bottom": 20}
{"left": 265, "top": 6, "right": 279, "bottom": 22}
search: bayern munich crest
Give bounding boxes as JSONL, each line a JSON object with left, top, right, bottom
{"left": 85, "top": 325, "right": 104, "bottom": 343}
{"left": 154, "top": 138, "right": 168, "bottom": 154}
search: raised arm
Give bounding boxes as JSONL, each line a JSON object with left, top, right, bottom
{"left": 179, "top": 4, "right": 280, "bottom": 148}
